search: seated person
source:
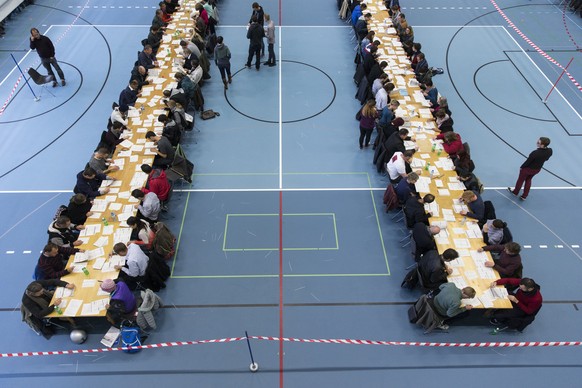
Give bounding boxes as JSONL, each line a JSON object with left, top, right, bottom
{"left": 482, "top": 219, "right": 512, "bottom": 246}
{"left": 387, "top": 150, "right": 418, "bottom": 184}
{"left": 479, "top": 241, "right": 522, "bottom": 278}
{"left": 412, "top": 222, "right": 440, "bottom": 261}
{"left": 433, "top": 283, "right": 476, "bottom": 327}
{"left": 434, "top": 109, "right": 454, "bottom": 133}
{"left": 384, "top": 128, "right": 413, "bottom": 162}
{"left": 460, "top": 190, "right": 484, "bottom": 221}
{"left": 158, "top": 114, "right": 181, "bottom": 147}
{"left": 394, "top": 171, "right": 418, "bottom": 204}
{"left": 100, "top": 279, "right": 137, "bottom": 326}
{"left": 131, "top": 189, "right": 161, "bottom": 223}
{"left": 459, "top": 171, "right": 480, "bottom": 192}
{"left": 36, "top": 243, "right": 78, "bottom": 280}
{"left": 490, "top": 277, "right": 542, "bottom": 332}
{"left": 66, "top": 193, "right": 93, "bottom": 226}
{"left": 418, "top": 248, "right": 459, "bottom": 291}
{"left": 112, "top": 243, "right": 149, "bottom": 290}
{"left": 377, "top": 98, "right": 399, "bottom": 130}
{"left": 21, "top": 280, "right": 75, "bottom": 338}
{"left": 422, "top": 79, "right": 438, "bottom": 107}
{"left": 127, "top": 216, "right": 156, "bottom": 250}
{"left": 371, "top": 72, "right": 389, "bottom": 98}
{"left": 119, "top": 79, "right": 141, "bottom": 108}
{"left": 47, "top": 216, "right": 83, "bottom": 248}
{"left": 414, "top": 52, "right": 428, "bottom": 80}
{"left": 130, "top": 65, "right": 150, "bottom": 90}
{"left": 141, "top": 164, "right": 171, "bottom": 202}
{"left": 454, "top": 149, "right": 474, "bottom": 176}
{"left": 435, "top": 131, "right": 463, "bottom": 159}
{"left": 146, "top": 131, "right": 175, "bottom": 169}
{"left": 73, "top": 166, "right": 114, "bottom": 200}
{"left": 88, "top": 147, "right": 120, "bottom": 175}
{"left": 138, "top": 44, "right": 158, "bottom": 69}
{"left": 404, "top": 193, "right": 435, "bottom": 228}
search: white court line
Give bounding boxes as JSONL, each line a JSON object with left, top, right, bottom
{"left": 0, "top": 192, "right": 61, "bottom": 241}
{"left": 501, "top": 26, "right": 582, "bottom": 120}
{"left": 0, "top": 186, "right": 581, "bottom": 194}
{"left": 546, "top": 0, "right": 582, "bottom": 30}
{"left": 279, "top": 26, "right": 283, "bottom": 189}
{"left": 217, "top": 25, "right": 504, "bottom": 28}
{"left": 497, "top": 189, "right": 582, "bottom": 261}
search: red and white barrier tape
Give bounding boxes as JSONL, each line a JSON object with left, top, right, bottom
{"left": 562, "top": 1, "right": 581, "bottom": 52}
{"left": 490, "top": 0, "right": 582, "bottom": 92}
{"left": 2, "top": 335, "right": 582, "bottom": 359}
{"left": 56, "top": 0, "right": 91, "bottom": 44}
{"left": 0, "top": 75, "right": 23, "bottom": 117}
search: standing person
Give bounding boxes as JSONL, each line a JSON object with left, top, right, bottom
{"left": 249, "top": 2, "right": 265, "bottom": 56}
{"left": 245, "top": 16, "right": 265, "bottom": 70}
{"left": 214, "top": 36, "right": 232, "bottom": 89}
{"left": 263, "top": 14, "right": 276, "bottom": 67}
{"left": 29, "top": 28, "right": 65, "bottom": 87}
{"left": 508, "top": 137, "right": 552, "bottom": 201}
{"left": 358, "top": 99, "right": 378, "bottom": 149}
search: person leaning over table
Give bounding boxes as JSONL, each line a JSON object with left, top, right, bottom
{"left": 66, "top": 193, "right": 93, "bottom": 226}
{"left": 384, "top": 128, "right": 414, "bottom": 162}
{"left": 21, "top": 280, "right": 76, "bottom": 338}
{"left": 458, "top": 171, "right": 480, "bottom": 193}
{"left": 482, "top": 219, "right": 513, "bottom": 247}
{"left": 47, "top": 215, "right": 83, "bottom": 248}
{"left": 100, "top": 279, "right": 137, "bottom": 326}
{"left": 130, "top": 65, "right": 150, "bottom": 91}
{"left": 35, "top": 242, "right": 80, "bottom": 280}
{"left": 489, "top": 278, "right": 542, "bottom": 332}
{"left": 371, "top": 72, "right": 389, "bottom": 98}
{"left": 88, "top": 147, "right": 120, "bottom": 175}
{"left": 434, "top": 109, "right": 454, "bottom": 133}
{"left": 433, "top": 283, "right": 476, "bottom": 325}
{"left": 146, "top": 131, "right": 175, "bottom": 169}
{"left": 394, "top": 171, "right": 418, "bottom": 204}
{"left": 132, "top": 189, "right": 161, "bottom": 224}
{"left": 360, "top": 31, "right": 375, "bottom": 57}
{"left": 418, "top": 248, "right": 459, "bottom": 291}
{"left": 141, "top": 164, "right": 171, "bottom": 202}
{"left": 453, "top": 149, "right": 474, "bottom": 176}
{"left": 387, "top": 150, "right": 420, "bottom": 184}
{"left": 459, "top": 190, "right": 484, "bottom": 222}
{"left": 404, "top": 193, "right": 435, "bottom": 228}
{"left": 412, "top": 223, "right": 440, "bottom": 262}
{"left": 112, "top": 242, "right": 149, "bottom": 290}
{"left": 119, "top": 79, "right": 141, "bottom": 108}
{"left": 127, "top": 216, "right": 156, "bottom": 250}
{"left": 375, "top": 83, "right": 395, "bottom": 112}
{"left": 435, "top": 131, "right": 463, "bottom": 159}
{"left": 73, "top": 166, "right": 115, "bottom": 200}
{"left": 478, "top": 241, "right": 523, "bottom": 279}
{"left": 138, "top": 45, "right": 159, "bottom": 70}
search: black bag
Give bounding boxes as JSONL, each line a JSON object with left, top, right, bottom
{"left": 201, "top": 109, "right": 220, "bottom": 120}
{"left": 401, "top": 267, "right": 419, "bottom": 289}
{"left": 355, "top": 108, "right": 362, "bottom": 121}
{"left": 407, "top": 305, "right": 418, "bottom": 323}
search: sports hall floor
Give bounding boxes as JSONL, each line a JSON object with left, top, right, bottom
{"left": 0, "top": 0, "right": 581, "bottom": 386}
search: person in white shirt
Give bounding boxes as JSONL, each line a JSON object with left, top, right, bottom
{"left": 113, "top": 243, "right": 149, "bottom": 290}
{"left": 131, "top": 189, "right": 161, "bottom": 223}
{"left": 386, "top": 150, "right": 418, "bottom": 184}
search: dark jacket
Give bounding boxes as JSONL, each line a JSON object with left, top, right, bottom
{"left": 418, "top": 250, "right": 448, "bottom": 290}
{"left": 521, "top": 147, "right": 552, "bottom": 170}
{"left": 119, "top": 85, "right": 139, "bottom": 107}
{"left": 412, "top": 222, "right": 436, "bottom": 261}
{"left": 66, "top": 200, "right": 92, "bottom": 226}
{"left": 247, "top": 22, "right": 265, "bottom": 46}
{"left": 404, "top": 196, "right": 430, "bottom": 228}
{"left": 22, "top": 279, "right": 68, "bottom": 319}
{"left": 30, "top": 35, "right": 56, "bottom": 58}
{"left": 37, "top": 246, "right": 77, "bottom": 280}
{"left": 73, "top": 170, "right": 106, "bottom": 199}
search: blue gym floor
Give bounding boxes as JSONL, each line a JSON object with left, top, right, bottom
{"left": 0, "top": 0, "right": 582, "bottom": 386}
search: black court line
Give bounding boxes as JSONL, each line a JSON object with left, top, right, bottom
{"left": 473, "top": 59, "right": 556, "bottom": 122}
{"left": 224, "top": 59, "right": 337, "bottom": 124}
{"left": 444, "top": 3, "right": 578, "bottom": 187}
{"left": 0, "top": 4, "right": 112, "bottom": 181}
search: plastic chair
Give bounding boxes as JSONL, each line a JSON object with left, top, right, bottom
{"left": 27, "top": 68, "right": 55, "bottom": 100}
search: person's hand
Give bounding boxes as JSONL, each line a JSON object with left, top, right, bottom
{"left": 65, "top": 283, "right": 75, "bottom": 290}
{"left": 110, "top": 165, "right": 120, "bottom": 172}
{"left": 114, "top": 265, "right": 122, "bottom": 270}
{"left": 465, "top": 305, "right": 473, "bottom": 310}
{"left": 78, "top": 249, "right": 85, "bottom": 253}
{"left": 105, "top": 304, "right": 110, "bottom": 309}
{"left": 73, "top": 240, "right": 83, "bottom": 247}
{"left": 508, "top": 295, "right": 518, "bottom": 303}
{"left": 76, "top": 225, "right": 85, "bottom": 230}
{"left": 53, "top": 298, "right": 62, "bottom": 306}
{"left": 67, "top": 265, "right": 75, "bottom": 273}
{"left": 86, "top": 211, "right": 93, "bottom": 217}
{"left": 477, "top": 247, "right": 484, "bottom": 252}
{"left": 102, "top": 187, "right": 110, "bottom": 194}
{"left": 490, "top": 281, "right": 498, "bottom": 288}
{"left": 484, "top": 261, "right": 494, "bottom": 268}
{"left": 460, "top": 210, "right": 467, "bottom": 216}
{"left": 134, "top": 204, "right": 139, "bottom": 209}
{"left": 415, "top": 169, "right": 422, "bottom": 175}
{"left": 445, "top": 266, "right": 453, "bottom": 275}
{"left": 482, "top": 224, "right": 489, "bottom": 233}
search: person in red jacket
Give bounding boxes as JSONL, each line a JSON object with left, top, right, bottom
{"left": 435, "top": 131, "right": 463, "bottom": 159}
{"left": 141, "top": 164, "right": 171, "bottom": 202}
{"left": 490, "top": 277, "right": 542, "bottom": 332}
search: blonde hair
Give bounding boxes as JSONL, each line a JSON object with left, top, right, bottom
{"left": 461, "top": 190, "right": 475, "bottom": 203}
{"left": 361, "top": 100, "right": 376, "bottom": 118}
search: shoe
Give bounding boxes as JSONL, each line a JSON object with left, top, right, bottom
{"left": 52, "top": 81, "right": 57, "bottom": 87}
{"left": 359, "top": 145, "right": 363, "bottom": 149}
{"left": 490, "top": 326, "right": 508, "bottom": 335}
{"left": 507, "top": 187, "right": 517, "bottom": 196}
{"left": 268, "top": 63, "right": 276, "bottom": 67}
{"left": 228, "top": 75, "right": 232, "bottom": 84}
{"left": 263, "top": 61, "right": 270, "bottom": 65}
{"left": 245, "top": 64, "right": 251, "bottom": 69}
{"left": 256, "top": 67, "right": 260, "bottom": 71}
{"left": 489, "top": 318, "right": 499, "bottom": 325}
{"left": 364, "top": 144, "right": 369, "bottom": 148}
{"left": 61, "top": 79, "right": 66, "bottom": 86}
{"left": 519, "top": 196, "right": 526, "bottom": 201}
{"left": 437, "top": 323, "right": 449, "bottom": 330}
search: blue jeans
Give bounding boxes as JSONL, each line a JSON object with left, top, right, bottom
{"left": 41, "top": 57, "right": 65, "bottom": 81}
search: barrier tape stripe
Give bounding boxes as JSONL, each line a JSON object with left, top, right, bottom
{"left": 0, "top": 0, "right": 90, "bottom": 117}
{"left": 562, "top": 1, "right": 581, "bottom": 51}
{"left": 2, "top": 336, "right": 582, "bottom": 358}
{"left": 489, "top": 0, "right": 582, "bottom": 92}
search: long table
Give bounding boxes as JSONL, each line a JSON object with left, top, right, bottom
{"left": 47, "top": 1, "right": 197, "bottom": 318}
{"left": 365, "top": 1, "right": 512, "bottom": 309}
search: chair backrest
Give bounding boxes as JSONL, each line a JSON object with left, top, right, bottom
{"left": 27, "top": 68, "right": 54, "bottom": 85}
{"left": 483, "top": 200, "right": 496, "bottom": 221}
{"left": 463, "top": 142, "right": 471, "bottom": 156}
{"left": 383, "top": 184, "right": 399, "bottom": 211}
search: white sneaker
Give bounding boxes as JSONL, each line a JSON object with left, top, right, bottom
{"left": 437, "top": 323, "right": 449, "bottom": 330}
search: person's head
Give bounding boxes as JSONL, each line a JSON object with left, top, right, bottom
{"left": 129, "top": 79, "right": 139, "bottom": 89}
{"left": 174, "top": 72, "right": 185, "bottom": 81}
{"left": 389, "top": 99, "right": 400, "bottom": 110}
{"left": 70, "top": 193, "right": 87, "bottom": 206}
{"left": 418, "top": 53, "right": 425, "bottom": 60}
{"left": 364, "top": 13, "right": 372, "bottom": 21}
{"left": 372, "top": 39, "right": 381, "bottom": 47}
{"left": 119, "top": 103, "right": 129, "bottom": 114}
{"left": 444, "top": 131, "right": 458, "bottom": 143}
{"left": 398, "top": 128, "right": 409, "bottom": 139}
{"left": 183, "top": 48, "right": 191, "bottom": 57}
{"left": 151, "top": 25, "right": 159, "bottom": 34}
{"left": 399, "top": 13, "right": 406, "bottom": 20}
{"left": 113, "top": 242, "right": 128, "bottom": 256}
{"left": 112, "top": 121, "right": 124, "bottom": 132}
{"left": 365, "top": 31, "right": 375, "bottom": 41}
{"left": 146, "top": 131, "right": 158, "bottom": 141}
{"left": 491, "top": 219, "right": 506, "bottom": 229}
{"left": 100, "top": 279, "right": 117, "bottom": 293}
{"left": 30, "top": 28, "right": 40, "bottom": 39}
{"left": 95, "top": 147, "right": 109, "bottom": 158}
{"left": 429, "top": 225, "right": 441, "bottom": 235}
{"left": 407, "top": 172, "right": 419, "bottom": 184}
{"left": 26, "top": 281, "right": 46, "bottom": 297}
{"left": 538, "top": 137, "right": 550, "bottom": 148}
{"left": 391, "top": 117, "right": 405, "bottom": 128}
{"left": 144, "top": 45, "right": 153, "bottom": 55}
{"left": 138, "top": 66, "right": 147, "bottom": 76}
{"left": 216, "top": 36, "right": 224, "bottom": 44}
{"left": 126, "top": 216, "right": 144, "bottom": 230}
{"left": 504, "top": 241, "right": 521, "bottom": 255}
{"left": 131, "top": 189, "right": 145, "bottom": 200}
{"left": 461, "top": 190, "right": 476, "bottom": 203}
{"left": 141, "top": 164, "right": 153, "bottom": 174}
{"left": 190, "top": 58, "right": 200, "bottom": 68}
{"left": 370, "top": 45, "right": 378, "bottom": 54}
{"left": 159, "top": 2, "right": 167, "bottom": 11}
{"left": 413, "top": 42, "right": 421, "bottom": 52}
{"left": 403, "top": 150, "right": 414, "bottom": 162}
{"left": 442, "top": 248, "right": 459, "bottom": 262}
{"left": 364, "top": 99, "right": 375, "bottom": 110}
{"left": 438, "top": 96, "right": 448, "bottom": 107}
{"left": 384, "top": 83, "right": 395, "bottom": 94}
{"left": 422, "top": 194, "right": 435, "bottom": 204}
{"left": 158, "top": 114, "right": 168, "bottom": 123}
{"left": 194, "top": 3, "right": 203, "bottom": 11}
{"left": 251, "top": 15, "right": 258, "bottom": 23}
{"left": 55, "top": 215, "right": 71, "bottom": 228}
{"left": 252, "top": 2, "right": 259, "bottom": 10}
{"left": 435, "top": 109, "right": 447, "bottom": 119}
{"left": 265, "top": 13, "right": 271, "bottom": 22}
{"left": 519, "top": 278, "right": 537, "bottom": 292}
{"left": 378, "top": 73, "right": 389, "bottom": 82}
{"left": 461, "top": 287, "right": 476, "bottom": 299}
{"left": 155, "top": 9, "right": 163, "bottom": 17}
{"left": 379, "top": 61, "right": 388, "bottom": 69}
{"left": 82, "top": 166, "right": 97, "bottom": 179}
{"left": 43, "top": 242, "right": 59, "bottom": 257}
{"left": 424, "top": 79, "right": 433, "bottom": 88}
{"left": 360, "top": 3, "right": 367, "bottom": 10}
{"left": 404, "top": 27, "right": 412, "bottom": 35}
{"left": 179, "top": 39, "right": 189, "bottom": 48}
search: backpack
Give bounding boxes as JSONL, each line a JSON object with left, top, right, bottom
{"left": 116, "top": 322, "right": 142, "bottom": 353}
{"left": 53, "top": 205, "right": 68, "bottom": 221}
{"left": 200, "top": 109, "right": 220, "bottom": 120}
{"left": 152, "top": 222, "right": 176, "bottom": 260}
{"left": 401, "top": 266, "right": 419, "bottom": 289}
{"left": 475, "top": 175, "right": 485, "bottom": 194}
